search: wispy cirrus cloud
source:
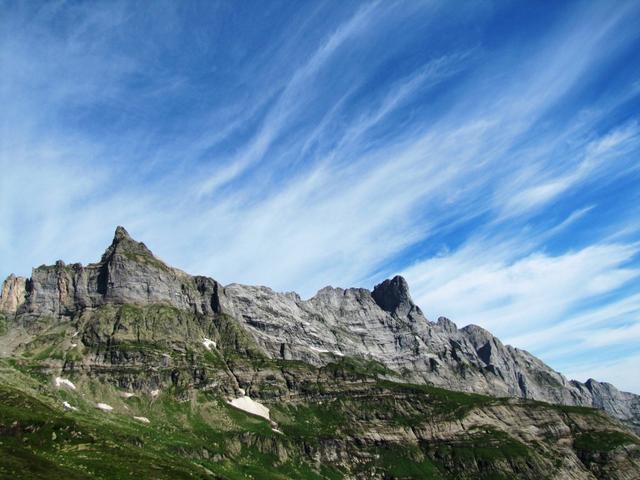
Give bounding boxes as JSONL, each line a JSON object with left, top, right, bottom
{"left": 404, "top": 236, "right": 640, "bottom": 339}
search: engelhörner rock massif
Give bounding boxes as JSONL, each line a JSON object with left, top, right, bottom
{"left": 1, "top": 226, "right": 639, "bottom": 479}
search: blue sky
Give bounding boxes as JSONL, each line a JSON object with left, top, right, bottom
{"left": 2, "top": 1, "right": 640, "bottom": 392}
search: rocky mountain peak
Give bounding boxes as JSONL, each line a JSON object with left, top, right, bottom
{"left": 371, "top": 275, "right": 423, "bottom": 319}
{"left": 461, "top": 323, "right": 495, "bottom": 344}
{"left": 114, "top": 225, "right": 132, "bottom": 241}
{"left": 436, "top": 316, "right": 458, "bottom": 333}
{"left": 3, "top": 227, "right": 640, "bottom": 438}
{"left": 4, "top": 226, "right": 205, "bottom": 318}
{"left": 101, "top": 226, "right": 155, "bottom": 263}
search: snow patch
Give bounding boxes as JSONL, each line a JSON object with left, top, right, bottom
{"left": 228, "top": 396, "right": 270, "bottom": 421}
{"left": 272, "top": 428, "right": 284, "bottom": 435}
{"left": 133, "top": 416, "right": 150, "bottom": 424}
{"left": 310, "top": 346, "right": 344, "bottom": 357}
{"left": 309, "top": 346, "right": 330, "bottom": 354}
{"left": 54, "top": 377, "right": 76, "bottom": 390}
{"left": 62, "top": 401, "right": 77, "bottom": 411}
{"left": 70, "top": 343, "right": 77, "bottom": 348}
{"left": 150, "top": 389, "right": 160, "bottom": 397}
{"left": 120, "top": 392, "right": 135, "bottom": 398}
{"left": 238, "top": 388, "right": 245, "bottom": 396}
{"left": 71, "top": 331, "right": 79, "bottom": 337}
{"left": 96, "top": 403, "right": 113, "bottom": 412}
{"left": 202, "top": 338, "right": 217, "bottom": 351}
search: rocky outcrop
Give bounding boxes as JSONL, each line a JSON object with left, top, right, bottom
{"left": 576, "top": 379, "right": 640, "bottom": 432}
{"left": 0, "top": 274, "right": 26, "bottom": 313}
{"left": 1, "top": 344, "right": 639, "bottom": 479}
{"left": 372, "top": 275, "right": 425, "bottom": 321}
{"left": 1, "top": 226, "right": 639, "bottom": 435}
{"left": 219, "top": 278, "right": 640, "bottom": 433}
{"left": 4, "top": 226, "right": 222, "bottom": 319}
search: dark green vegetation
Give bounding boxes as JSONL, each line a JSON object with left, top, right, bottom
{"left": 574, "top": 430, "right": 638, "bottom": 453}
{"left": 0, "top": 361, "right": 346, "bottom": 480}
{"left": 1, "top": 304, "right": 639, "bottom": 479}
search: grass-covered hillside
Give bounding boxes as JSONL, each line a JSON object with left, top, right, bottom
{"left": 1, "top": 303, "right": 639, "bottom": 479}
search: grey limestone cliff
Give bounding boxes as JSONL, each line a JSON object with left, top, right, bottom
{"left": 0, "top": 273, "right": 26, "bottom": 313}
{"left": 7, "top": 226, "right": 222, "bottom": 319}
{"left": 220, "top": 278, "right": 640, "bottom": 433}
{"left": 1, "top": 226, "right": 639, "bottom": 434}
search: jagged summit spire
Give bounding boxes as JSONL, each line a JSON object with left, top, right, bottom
{"left": 371, "top": 275, "right": 423, "bottom": 320}
{"left": 114, "top": 225, "right": 132, "bottom": 242}
{"left": 101, "top": 225, "right": 154, "bottom": 262}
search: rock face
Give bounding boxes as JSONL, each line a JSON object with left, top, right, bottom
{"left": 220, "top": 281, "right": 640, "bottom": 433}
{"left": 2, "top": 337, "right": 639, "bottom": 479}
{"left": 0, "top": 274, "right": 26, "bottom": 313}
{"left": 1, "top": 226, "right": 639, "bottom": 435}
{"left": 16, "top": 226, "right": 222, "bottom": 318}
{"left": 372, "top": 275, "right": 423, "bottom": 319}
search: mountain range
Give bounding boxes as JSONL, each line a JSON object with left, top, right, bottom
{"left": 1, "top": 226, "right": 639, "bottom": 479}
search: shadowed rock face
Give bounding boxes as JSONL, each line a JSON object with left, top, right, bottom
{"left": 1, "top": 226, "right": 639, "bottom": 435}
{"left": 371, "top": 275, "right": 424, "bottom": 320}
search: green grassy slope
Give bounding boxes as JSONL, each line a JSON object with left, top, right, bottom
{"left": 1, "top": 304, "right": 639, "bottom": 479}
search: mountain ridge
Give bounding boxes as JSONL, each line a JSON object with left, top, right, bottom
{"left": 1, "top": 226, "right": 640, "bottom": 479}
{"left": 2, "top": 226, "right": 638, "bottom": 434}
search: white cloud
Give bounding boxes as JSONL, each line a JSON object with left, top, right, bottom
{"left": 584, "top": 322, "right": 640, "bottom": 348}
{"left": 498, "top": 122, "right": 640, "bottom": 218}
{"left": 194, "top": 1, "right": 385, "bottom": 197}
{"left": 508, "top": 292, "right": 640, "bottom": 356}
{"left": 404, "top": 240, "right": 640, "bottom": 332}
